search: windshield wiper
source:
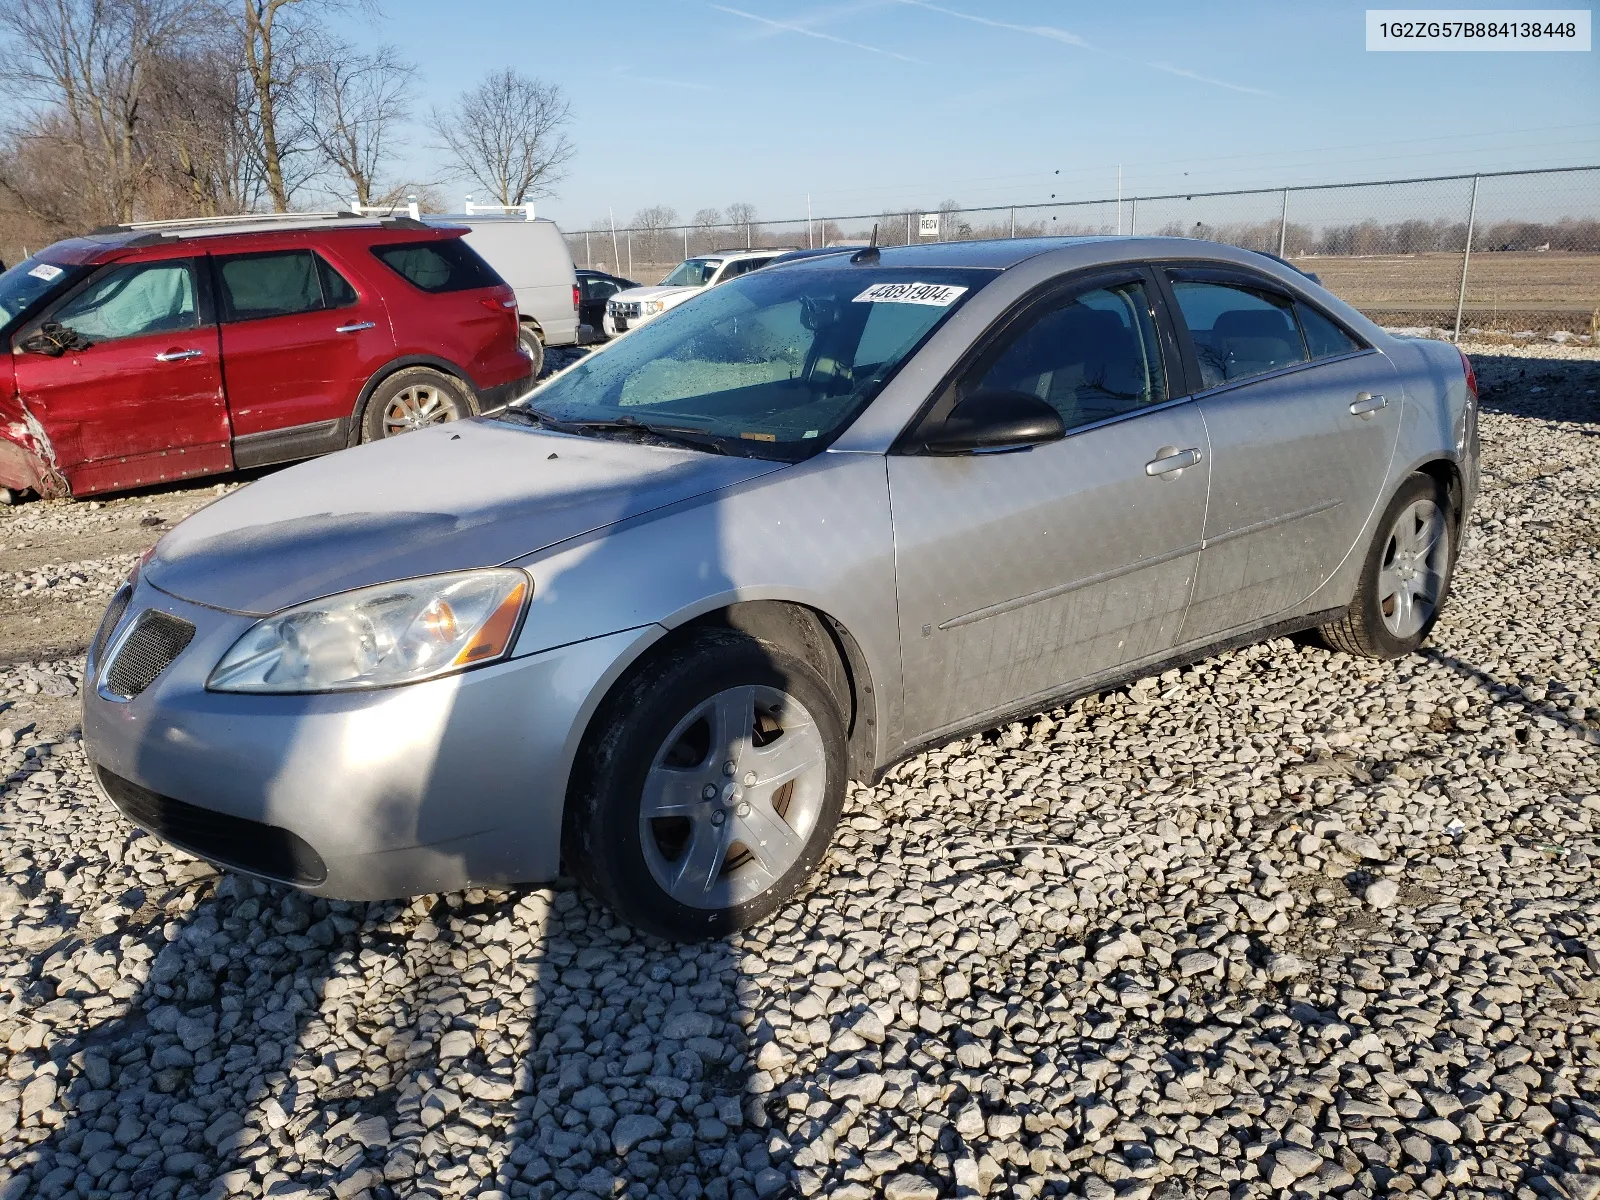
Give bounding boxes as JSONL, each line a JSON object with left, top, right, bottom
{"left": 518, "top": 410, "right": 732, "bottom": 456}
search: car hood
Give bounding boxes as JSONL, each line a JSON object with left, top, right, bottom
{"left": 613, "top": 285, "right": 701, "bottom": 305}
{"left": 144, "top": 419, "right": 787, "bottom": 615}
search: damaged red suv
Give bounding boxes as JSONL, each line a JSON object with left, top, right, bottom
{"left": 0, "top": 214, "right": 534, "bottom": 501}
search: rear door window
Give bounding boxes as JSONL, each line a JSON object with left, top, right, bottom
{"left": 1168, "top": 278, "right": 1309, "bottom": 388}
{"left": 217, "top": 250, "right": 323, "bottom": 321}
{"left": 371, "top": 239, "right": 501, "bottom": 293}
{"left": 51, "top": 260, "right": 200, "bottom": 342}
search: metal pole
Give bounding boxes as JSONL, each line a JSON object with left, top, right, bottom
{"left": 584, "top": 231, "right": 591, "bottom": 267}
{"left": 1277, "top": 188, "right": 1289, "bottom": 258}
{"left": 745, "top": 221, "right": 751, "bottom": 249}
{"left": 609, "top": 209, "right": 620, "bottom": 273}
{"left": 806, "top": 193, "right": 814, "bottom": 248}
{"left": 1116, "top": 165, "right": 1122, "bottom": 235}
{"left": 1010, "top": 206, "right": 1016, "bottom": 238}
{"left": 1453, "top": 175, "right": 1480, "bottom": 343}
{"left": 627, "top": 231, "right": 634, "bottom": 279}
{"left": 1130, "top": 198, "right": 1137, "bottom": 236}
{"left": 683, "top": 228, "right": 689, "bottom": 260}
{"left": 905, "top": 212, "right": 911, "bottom": 244}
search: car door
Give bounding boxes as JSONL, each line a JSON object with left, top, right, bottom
{"left": 888, "top": 269, "right": 1210, "bottom": 741}
{"left": 10, "top": 254, "right": 230, "bottom": 495}
{"left": 215, "top": 247, "right": 395, "bottom": 462}
{"left": 1162, "top": 268, "right": 1404, "bottom": 641}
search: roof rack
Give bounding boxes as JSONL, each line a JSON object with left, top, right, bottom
{"left": 87, "top": 211, "right": 427, "bottom": 240}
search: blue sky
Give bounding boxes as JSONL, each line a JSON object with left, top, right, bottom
{"left": 328, "top": 0, "right": 1600, "bottom": 230}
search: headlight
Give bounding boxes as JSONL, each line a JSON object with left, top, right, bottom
{"left": 643, "top": 300, "right": 666, "bottom": 315}
{"left": 208, "top": 569, "right": 530, "bottom": 694}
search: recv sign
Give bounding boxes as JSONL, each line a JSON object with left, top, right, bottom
{"left": 918, "top": 213, "right": 941, "bottom": 238}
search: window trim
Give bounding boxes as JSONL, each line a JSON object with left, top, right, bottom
{"left": 1156, "top": 261, "right": 1376, "bottom": 399}
{"left": 27, "top": 255, "right": 210, "bottom": 345}
{"left": 212, "top": 248, "right": 335, "bottom": 324}
{"left": 894, "top": 265, "right": 1188, "bottom": 455}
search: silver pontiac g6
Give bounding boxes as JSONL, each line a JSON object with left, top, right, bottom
{"left": 82, "top": 237, "right": 1479, "bottom": 940}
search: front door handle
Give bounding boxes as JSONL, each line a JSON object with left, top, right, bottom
{"left": 335, "top": 321, "right": 376, "bottom": 333}
{"left": 1145, "top": 446, "right": 1203, "bottom": 477}
{"left": 1350, "top": 392, "right": 1388, "bottom": 418}
{"left": 154, "top": 349, "right": 203, "bottom": 362}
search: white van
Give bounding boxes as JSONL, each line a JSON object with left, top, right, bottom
{"left": 425, "top": 213, "right": 588, "bottom": 376}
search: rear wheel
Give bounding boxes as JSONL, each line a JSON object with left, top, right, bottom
{"left": 1317, "top": 472, "right": 1456, "bottom": 659}
{"left": 361, "top": 368, "right": 471, "bottom": 442}
{"left": 519, "top": 325, "right": 545, "bottom": 379}
{"left": 565, "top": 630, "right": 846, "bottom": 940}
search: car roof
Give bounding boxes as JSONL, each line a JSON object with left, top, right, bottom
{"left": 36, "top": 214, "right": 457, "bottom": 265}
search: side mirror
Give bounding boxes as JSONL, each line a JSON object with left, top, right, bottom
{"left": 18, "top": 323, "right": 90, "bottom": 357}
{"left": 922, "top": 390, "right": 1065, "bottom": 455}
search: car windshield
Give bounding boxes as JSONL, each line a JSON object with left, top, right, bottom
{"left": 660, "top": 258, "right": 722, "bottom": 287}
{"left": 517, "top": 265, "right": 991, "bottom": 459}
{"left": 0, "top": 257, "right": 78, "bottom": 324}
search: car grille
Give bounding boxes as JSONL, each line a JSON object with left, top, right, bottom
{"left": 96, "top": 766, "right": 327, "bottom": 886}
{"left": 91, "top": 585, "right": 133, "bottom": 669}
{"left": 610, "top": 300, "right": 642, "bottom": 319}
{"left": 104, "top": 610, "right": 195, "bottom": 699}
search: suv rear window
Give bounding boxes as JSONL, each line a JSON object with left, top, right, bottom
{"left": 371, "top": 239, "right": 501, "bottom": 293}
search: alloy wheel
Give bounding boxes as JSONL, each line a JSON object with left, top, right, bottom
{"left": 1377, "top": 497, "right": 1449, "bottom": 639}
{"left": 382, "top": 384, "right": 454, "bottom": 435}
{"left": 639, "top": 684, "right": 827, "bottom": 909}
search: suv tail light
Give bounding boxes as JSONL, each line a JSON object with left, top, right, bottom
{"left": 572, "top": 283, "right": 580, "bottom": 311}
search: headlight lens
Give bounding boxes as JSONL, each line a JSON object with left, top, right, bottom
{"left": 643, "top": 299, "right": 666, "bottom": 315}
{"left": 208, "top": 569, "right": 530, "bottom": 694}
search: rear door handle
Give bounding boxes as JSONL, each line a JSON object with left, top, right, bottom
{"left": 1145, "top": 447, "right": 1203, "bottom": 477}
{"left": 335, "top": 321, "right": 376, "bottom": 333}
{"left": 154, "top": 349, "right": 203, "bottom": 362}
{"left": 1350, "top": 392, "right": 1388, "bottom": 417}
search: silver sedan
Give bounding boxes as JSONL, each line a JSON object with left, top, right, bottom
{"left": 81, "top": 237, "right": 1479, "bottom": 940}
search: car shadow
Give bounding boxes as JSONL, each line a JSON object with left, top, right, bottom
{"left": 7, "top": 439, "right": 800, "bottom": 1200}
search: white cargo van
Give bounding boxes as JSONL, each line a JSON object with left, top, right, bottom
{"left": 425, "top": 211, "right": 588, "bottom": 376}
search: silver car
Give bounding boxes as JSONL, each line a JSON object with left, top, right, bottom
{"left": 82, "top": 237, "right": 1479, "bottom": 940}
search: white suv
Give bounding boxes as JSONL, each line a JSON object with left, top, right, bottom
{"left": 604, "top": 248, "right": 793, "bottom": 335}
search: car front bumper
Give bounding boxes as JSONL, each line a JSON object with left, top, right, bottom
{"left": 81, "top": 581, "right": 658, "bottom": 899}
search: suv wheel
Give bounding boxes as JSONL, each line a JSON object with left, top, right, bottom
{"left": 1317, "top": 472, "right": 1457, "bottom": 659}
{"left": 519, "top": 326, "right": 545, "bottom": 378}
{"left": 565, "top": 629, "right": 846, "bottom": 940}
{"left": 362, "top": 368, "right": 471, "bottom": 442}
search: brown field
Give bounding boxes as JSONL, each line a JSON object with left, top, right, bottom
{"left": 1294, "top": 251, "right": 1600, "bottom": 331}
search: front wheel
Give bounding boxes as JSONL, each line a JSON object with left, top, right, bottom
{"left": 564, "top": 630, "right": 847, "bottom": 940}
{"left": 1317, "top": 472, "right": 1457, "bottom": 659}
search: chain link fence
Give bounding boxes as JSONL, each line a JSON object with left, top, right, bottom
{"left": 566, "top": 166, "right": 1600, "bottom": 341}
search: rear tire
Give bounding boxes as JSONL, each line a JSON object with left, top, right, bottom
{"left": 519, "top": 326, "right": 545, "bottom": 379}
{"left": 1317, "top": 472, "right": 1456, "bottom": 659}
{"left": 564, "top": 629, "right": 847, "bottom": 941}
{"left": 361, "top": 368, "right": 471, "bottom": 442}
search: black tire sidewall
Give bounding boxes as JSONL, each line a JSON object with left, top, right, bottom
{"left": 567, "top": 633, "right": 847, "bottom": 941}
{"left": 361, "top": 368, "right": 470, "bottom": 442}
{"left": 519, "top": 327, "right": 545, "bottom": 379}
{"left": 1355, "top": 474, "right": 1457, "bottom": 657}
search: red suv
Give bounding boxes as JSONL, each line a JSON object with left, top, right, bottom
{"left": 0, "top": 214, "right": 533, "bottom": 501}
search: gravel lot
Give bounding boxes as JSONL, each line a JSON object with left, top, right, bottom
{"left": 1, "top": 344, "right": 1598, "bottom": 1200}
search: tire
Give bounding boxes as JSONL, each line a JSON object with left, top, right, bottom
{"left": 1317, "top": 472, "right": 1457, "bottom": 659}
{"left": 565, "top": 629, "right": 847, "bottom": 940}
{"left": 519, "top": 325, "right": 545, "bottom": 379}
{"left": 360, "top": 368, "right": 471, "bottom": 443}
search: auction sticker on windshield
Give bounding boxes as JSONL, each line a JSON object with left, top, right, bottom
{"left": 27, "top": 264, "right": 63, "bottom": 281}
{"left": 853, "top": 282, "right": 967, "bottom": 306}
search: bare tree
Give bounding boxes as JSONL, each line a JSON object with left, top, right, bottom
{"left": 690, "top": 206, "right": 721, "bottom": 255}
{"left": 1, "top": 0, "right": 203, "bottom": 223}
{"left": 298, "top": 41, "right": 416, "bottom": 206}
{"left": 431, "top": 69, "right": 574, "bottom": 207}
{"left": 222, "top": 0, "right": 331, "bottom": 212}
{"left": 630, "top": 204, "right": 677, "bottom": 266}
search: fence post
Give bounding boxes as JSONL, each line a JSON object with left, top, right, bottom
{"left": 626, "top": 232, "right": 634, "bottom": 279}
{"left": 1010, "top": 207, "right": 1016, "bottom": 238}
{"left": 1130, "top": 198, "right": 1137, "bottom": 236}
{"left": 746, "top": 222, "right": 751, "bottom": 249}
{"left": 584, "top": 231, "right": 591, "bottom": 267}
{"left": 1277, "top": 188, "right": 1289, "bottom": 258}
{"left": 905, "top": 213, "right": 911, "bottom": 244}
{"left": 1452, "top": 176, "right": 1480, "bottom": 342}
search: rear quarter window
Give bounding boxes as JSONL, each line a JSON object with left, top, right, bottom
{"left": 372, "top": 239, "right": 503, "bottom": 293}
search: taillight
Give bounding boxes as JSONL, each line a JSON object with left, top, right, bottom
{"left": 1456, "top": 345, "right": 1477, "bottom": 403}
{"left": 572, "top": 284, "right": 580, "bottom": 310}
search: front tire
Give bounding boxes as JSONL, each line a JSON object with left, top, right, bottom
{"left": 361, "top": 368, "right": 471, "bottom": 442}
{"left": 565, "top": 630, "right": 847, "bottom": 940}
{"left": 1317, "top": 472, "right": 1456, "bottom": 659}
